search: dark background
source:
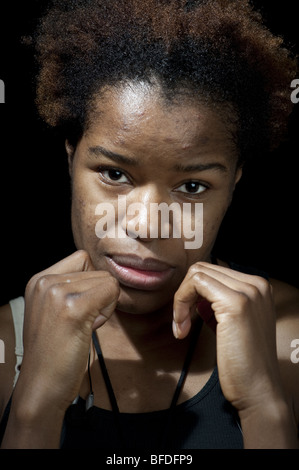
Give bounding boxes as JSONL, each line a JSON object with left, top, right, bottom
{"left": 0, "top": 1, "right": 298, "bottom": 306}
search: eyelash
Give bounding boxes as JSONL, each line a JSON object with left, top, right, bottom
{"left": 98, "top": 167, "right": 131, "bottom": 185}
{"left": 174, "top": 181, "right": 209, "bottom": 197}
{"left": 97, "top": 166, "right": 210, "bottom": 196}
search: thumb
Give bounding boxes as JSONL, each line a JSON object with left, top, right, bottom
{"left": 92, "top": 298, "right": 118, "bottom": 330}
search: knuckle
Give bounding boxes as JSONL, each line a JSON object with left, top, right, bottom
{"left": 35, "top": 275, "right": 51, "bottom": 292}
{"left": 247, "top": 283, "right": 260, "bottom": 300}
{"left": 236, "top": 291, "right": 251, "bottom": 310}
{"left": 192, "top": 271, "right": 208, "bottom": 285}
{"left": 46, "top": 282, "right": 64, "bottom": 303}
{"left": 27, "top": 274, "right": 51, "bottom": 296}
{"left": 255, "top": 276, "right": 271, "bottom": 295}
{"left": 246, "top": 277, "right": 271, "bottom": 301}
{"left": 63, "top": 294, "right": 81, "bottom": 320}
{"left": 188, "top": 264, "right": 198, "bottom": 275}
{"left": 187, "top": 263, "right": 210, "bottom": 285}
{"left": 188, "top": 263, "right": 202, "bottom": 276}
{"left": 64, "top": 293, "right": 77, "bottom": 311}
{"left": 58, "top": 292, "right": 85, "bottom": 325}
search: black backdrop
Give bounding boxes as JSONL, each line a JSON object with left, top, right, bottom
{"left": 0, "top": 1, "right": 298, "bottom": 306}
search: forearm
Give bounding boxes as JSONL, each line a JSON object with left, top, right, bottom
{"left": 1, "top": 404, "right": 64, "bottom": 449}
{"left": 1, "top": 413, "right": 63, "bottom": 449}
{"left": 239, "top": 398, "right": 299, "bottom": 449}
{"left": 1, "top": 389, "right": 65, "bottom": 449}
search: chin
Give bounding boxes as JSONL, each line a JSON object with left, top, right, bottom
{"left": 116, "top": 286, "right": 173, "bottom": 315}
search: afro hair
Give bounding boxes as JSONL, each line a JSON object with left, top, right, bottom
{"left": 33, "top": 0, "right": 297, "bottom": 163}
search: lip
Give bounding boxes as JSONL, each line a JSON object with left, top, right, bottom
{"left": 105, "top": 254, "right": 175, "bottom": 291}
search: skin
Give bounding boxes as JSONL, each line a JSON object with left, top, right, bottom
{"left": 0, "top": 82, "right": 298, "bottom": 448}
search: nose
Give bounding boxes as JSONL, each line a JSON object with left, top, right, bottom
{"left": 120, "top": 186, "right": 176, "bottom": 242}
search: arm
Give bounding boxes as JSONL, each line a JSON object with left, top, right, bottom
{"left": 2, "top": 397, "right": 65, "bottom": 449}
{"left": 173, "top": 262, "right": 299, "bottom": 449}
{"left": 0, "top": 303, "right": 16, "bottom": 421}
{"left": 239, "top": 395, "right": 298, "bottom": 449}
{"left": 1, "top": 250, "right": 120, "bottom": 449}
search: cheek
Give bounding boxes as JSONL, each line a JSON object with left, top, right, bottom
{"left": 204, "top": 203, "right": 228, "bottom": 234}
{"left": 71, "top": 182, "right": 100, "bottom": 249}
{"left": 176, "top": 201, "right": 228, "bottom": 269}
{"left": 191, "top": 198, "right": 230, "bottom": 260}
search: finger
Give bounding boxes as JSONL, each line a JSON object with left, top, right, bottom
{"left": 36, "top": 270, "right": 114, "bottom": 286}
{"left": 180, "top": 262, "right": 271, "bottom": 334}
{"left": 173, "top": 271, "right": 242, "bottom": 339}
{"left": 63, "top": 277, "right": 120, "bottom": 330}
{"left": 196, "top": 262, "right": 270, "bottom": 292}
{"left": 28, "top": 273, "right": 120, "bottom": 331}
{"left": 189, "top": 264, "right": 263, "bottom": 296}
{"left": 26, "top": 251, "right": 97, "bottom": 295}
{"left": 25, "top": 267, "right": 114, "bottom": 303}
{"left": 33, "top": 250, "right": 95, "bottom": 278}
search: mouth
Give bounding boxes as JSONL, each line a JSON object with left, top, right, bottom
{"left": 105, "top": 254, "right": 175, "bottom": 291}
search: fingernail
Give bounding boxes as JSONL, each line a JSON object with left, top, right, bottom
{"left": 172, "top": 320, "right": 179, "bottom": 339}
{"left": 100, "top": 301, "right": 116, "bottom": 317}
{"left": 92, "top": 314, "right": 106, "bottom": 330}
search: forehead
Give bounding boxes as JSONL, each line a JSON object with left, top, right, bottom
{"left": 86, "top": 81, "right": 236, "bottom": 156}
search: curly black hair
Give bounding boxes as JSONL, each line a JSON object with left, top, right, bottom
{"left": 33, "top": 0, "right": 297, "bottom": 163}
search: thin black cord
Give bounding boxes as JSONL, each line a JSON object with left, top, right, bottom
{"left": 170, "top": 318, "right": 203, "bottom": 409}
{"left": 92, "top": 331, "right": 124, "bottom": 446}
{"left": 92, "top": 320, "right": 203, "bottom": 448}
{"left": 87, "top": 350, "right": 93, "bottom": 393}
{"left": 160, "top": 318, "right": 203, "bottom": 449}
{"left": 92, "top": 331, "right": 120, "bottom": 414}
{"left": 85, "top": 350, "right": 94, "bottom": 411}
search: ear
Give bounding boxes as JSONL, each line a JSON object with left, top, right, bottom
{"left": 65, "top": 140, "right": 75, "bottom": 177}
{"left": 234, "top": 166, "right": 243, "bottom": 188}
{"left": 228, "top": 165, "right": 243, "bottom": 206}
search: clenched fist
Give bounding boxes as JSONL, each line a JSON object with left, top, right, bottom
{"left": 8, "top": 250, "right": 119, "bottom": 445}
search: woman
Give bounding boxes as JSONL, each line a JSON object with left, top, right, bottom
{"left": 0, "top": 0, "right": 298, "bottom": 449}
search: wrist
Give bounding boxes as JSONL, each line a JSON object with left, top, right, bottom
{"left": 2, "top": 403, "right": 64, "bottom": 449}
{"left": 11, "top": 366, "right": 74, "bottom": 420}
{"left": 1, "top": 393, "right": 65, "bottom": 449}
{"left": 1, "top": 380, "right": 68, "bottom": 449}
{"left": 239, "top": 394, "right": 298, "bottom": 449}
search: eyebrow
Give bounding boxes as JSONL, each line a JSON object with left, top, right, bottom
{"left": 89, "top": 145, "right": 228, "bottom": 173}
{"left": 88, "top": 146, "right": 139, "bottom": 166}
{"left": 173, "top": 162, "right": 228, "bottom": 173}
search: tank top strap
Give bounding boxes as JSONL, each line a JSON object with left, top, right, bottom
{"left": 9, "top": 297, "right": 25, "bottom": 387}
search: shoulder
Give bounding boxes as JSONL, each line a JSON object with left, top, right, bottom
{"left": 271, "top": 279, "right": 299, "bottom": 423}
{"left": 271, "top": 278, "right": 299, "bottom": 314}
{"left": 0, "top": 303, "right": 16, "bottom": 419}
{"left": 271, "top": 278, "right": 299, "bottom": 342}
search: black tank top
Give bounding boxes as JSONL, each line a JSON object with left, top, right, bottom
{"left": 61, "top": 367, "right": 243, "bottom": 449}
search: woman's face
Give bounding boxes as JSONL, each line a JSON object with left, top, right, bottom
{"left": 67, "top": 82, "right": 241, "bottom": 315}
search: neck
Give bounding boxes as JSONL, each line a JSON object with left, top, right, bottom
{"left": 97, "top": 301, "right": 181, "bottom": 358}
{"left": 115, "top": 302, "right": 174, "bottom": 337}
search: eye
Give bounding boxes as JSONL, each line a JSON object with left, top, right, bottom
{"left": 175, "top": 181, "right": 208, "bottom": 195}
{"left": 99, "top": 168, "right": 130, "bottom": 184}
